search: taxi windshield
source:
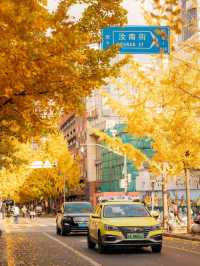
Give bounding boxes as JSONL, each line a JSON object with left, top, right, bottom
{"left": 64, "top": 203, "right": 92, "bottom": 214}
{"left": 103, "top": 204, "right": 150, "bottom": 218}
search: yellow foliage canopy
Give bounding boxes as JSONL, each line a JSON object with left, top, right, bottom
{"left": 0, "top": 132, "right": 81, "bottom": 202}
{"left": 0, "top": 0, "right": 127, "bottom": 140}
{"left": 101, "top": 44, "right": 200, "bottom": 176}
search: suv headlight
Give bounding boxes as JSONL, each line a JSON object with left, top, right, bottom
{"left": 151, "top": 224, "right": 161, "bottom": 230}
{"left": 63, "top": 216, "right": 72, "bottom": 223}
{"left": 104, "top": 224, "right": 119, "bottom": 231}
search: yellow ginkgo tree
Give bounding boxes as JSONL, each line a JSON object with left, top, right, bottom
{"left": 101, "top": 44, "right": 200, "bottom": 231}
{"left": 0, "top": 132, "right": 80, "bottom": 203}
{"left": 0, "top": 0, "right": 128, "bottom": 143}
{"left": 96, "top": 0, "right": 199, "bottom": 231}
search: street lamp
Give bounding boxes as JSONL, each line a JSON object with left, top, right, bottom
{"left": 150, "top": 172, "right": 157, "bottom": 211}
{"left": 151, "top": 180, "right": 155, "bottom": 212}
{"left": 80, "top": 143, "right": 129, "bottom": 194}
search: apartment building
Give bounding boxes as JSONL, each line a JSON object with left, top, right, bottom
{"left": 59, "top": 113, "right": 88, "bottom": 199}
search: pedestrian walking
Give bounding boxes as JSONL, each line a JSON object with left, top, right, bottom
{"left": 1, "top": 202, "right": 6, "bottom": 219}
{"left": 13, "top": 205, "right": 20, "bottom": 224}
{"left": 21, "top": 205, "right": 27, "bottom": 218}
{"left": 35, "top": 205, "right": 42, "bottom": 217}
{"left": 172, "top": 200, "right": 182, "bottom": 224}
{"left": 29, "top": 207, "right": 36, "bottom": 219}
{"left": 194, "top": 211, "right": 200, "bottom": 224}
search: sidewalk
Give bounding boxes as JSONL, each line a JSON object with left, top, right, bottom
{"left": 164, "top": 231, "right": 200, "bottom": 242}
{"left": 0, "top": 235, "right": 7, "bottom": 265}
{"left": 0, "top": 219, "right": 7, "bottom": 265}
{"left": 162, "top": 220, "right": 200, "bottom": 242}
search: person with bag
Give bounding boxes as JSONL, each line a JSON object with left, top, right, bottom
{"left": 1, "top": 202, "right": 6, "bottom": 219}
{"left": 13, "top": 205, "right": 20, "bottom": 224}
{"left": 21, "top": 205, "right": 27, "bottom": 218}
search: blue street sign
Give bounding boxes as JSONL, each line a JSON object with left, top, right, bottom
{"left": 102, "top": 26, "right": 170, "bottom": 54}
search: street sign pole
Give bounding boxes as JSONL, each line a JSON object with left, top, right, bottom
{"left": 123, "top": 153, "right": 128, "bottom": 195}
{"left": 151, "top": 181, "right": 155, "bottom": 211}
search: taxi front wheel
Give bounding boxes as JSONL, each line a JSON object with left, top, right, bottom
{"left": 56, "top": 225, "right": 61, "bottom": 235}
{"left": 97, "top": 232, "right": 107, "bottom": 254}
{"left": 151, "top": 244, "right": 162, "bottom": 253}
{"left": 87, "top": 234, "right": 96, "bottom": 249}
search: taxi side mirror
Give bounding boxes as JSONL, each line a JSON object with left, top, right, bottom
{"left": 91, "top": 214, "right": 100, "bottom": 219}
{"left": 150, "top": 211, "right": 159, "bottom": 219}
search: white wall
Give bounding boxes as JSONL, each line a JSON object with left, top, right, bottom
{"left": 85, "top": 126, "right": 97, "bottom": 182}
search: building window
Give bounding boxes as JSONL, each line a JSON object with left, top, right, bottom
{"left": 96, "top": 163, "right": 102, "bottom": 181}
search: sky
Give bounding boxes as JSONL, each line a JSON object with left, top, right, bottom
{"left": 47, "top": 0, "right": 150, "bottom": 62}
{"left": 47, "top": 0, "right": 145, "bottom": 24}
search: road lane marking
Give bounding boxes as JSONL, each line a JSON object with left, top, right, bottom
{"left": 5, "top": 231, "right": 55, "bottom": 235}
{"left": 165, "top": 244, "right": 200, "bottom": 256}
{"left": 43, "top": 232, "right": 102, "bottom": 266}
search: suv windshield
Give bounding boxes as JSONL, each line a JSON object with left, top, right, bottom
{"left": 64, "top": 202, "right": 92, "bottom": 214}
{"left": 103, "top": 204, "right": 150, "bottom": 218}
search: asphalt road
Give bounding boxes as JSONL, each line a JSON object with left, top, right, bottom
{"left": 1, "top": 217, "right": 200, "bottom": 266}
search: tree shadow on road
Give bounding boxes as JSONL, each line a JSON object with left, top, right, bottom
{"left": 101, "top": 247, "right": 162, "bottom": 256}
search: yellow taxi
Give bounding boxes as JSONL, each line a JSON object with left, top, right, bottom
{"left": 87, "top": 200, "right": 162, "bottom": 253}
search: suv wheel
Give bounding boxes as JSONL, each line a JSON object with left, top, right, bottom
{"left": 87, "top": 234, "right": 96, "bottom": 249}
{"left": 61, "top": 226, "right": 66, "bottom": 236}
{"left": 151, "top": 244, "right": 162, "bottom": 253}
{"left": 97, "top": 232, "right": 106, "bottom": 253}
{"left": 56, "top": 225, "right": 61, "bottom": 235}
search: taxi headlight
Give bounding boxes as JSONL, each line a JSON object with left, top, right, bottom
{"left": 104, "top": 224, "right": 119, "bottom": 231}
{"left": 151, "top": 224, "right": 161, "bottom": 231}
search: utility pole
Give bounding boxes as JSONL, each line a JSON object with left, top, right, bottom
{"left": 151, "top": 180, "right": 155, "bottom": 212}
{"left": 162, "top": 162, "right": 168, "bottom": 230}
{"left": 185, "top": 167, "right": 192, "bottom": 233}
{"left": 123, "top": 153, "right": 128, "bottom": 195}
{"left": 184, "top": 151, "right": 192, "bottom": 233}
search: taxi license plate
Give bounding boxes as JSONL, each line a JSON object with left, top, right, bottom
{"left": 126, "top": 233, "right": 144, "bottom": 239}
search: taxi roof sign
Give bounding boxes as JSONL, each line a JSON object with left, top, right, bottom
{"left": 98, "top": 195, "right": 140, "bottom": 203}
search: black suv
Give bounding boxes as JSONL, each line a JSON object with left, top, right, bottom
{"left": 56, "top": 201, "right": 92, "bottom": 236}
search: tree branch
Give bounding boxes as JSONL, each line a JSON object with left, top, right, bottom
{"left": 177, "top": 86, "right": 200, "bottom": 100}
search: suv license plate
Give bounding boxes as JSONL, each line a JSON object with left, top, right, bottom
{"left": 126, "top": 233, "right": 144, "bottom": 240}
{"left": 79, "top": 223, "right": 87, "bottom": 228}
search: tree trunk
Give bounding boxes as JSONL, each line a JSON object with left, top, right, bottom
{"left": 162, "top": 162, "right": 168, "bottom": 230}
{"left": 184, "top": 167, "right": 192, "bottom": 233}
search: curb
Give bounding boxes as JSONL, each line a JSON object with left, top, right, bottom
{"left": 164, "top": 232, "right": 200, "bottom": 242}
